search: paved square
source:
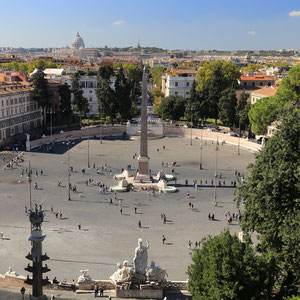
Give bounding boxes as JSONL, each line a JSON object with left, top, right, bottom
{"left": 0, "top": 137, "right": 254, "bottom": 282}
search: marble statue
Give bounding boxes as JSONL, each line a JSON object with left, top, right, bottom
{"left": 78, "top": 269, "right": 92, "bottom": 283}
{"left": 109, "top": 262, "right": 123, "bottom": 285}
{"left": 146, "top": 261, "right": 167, "bottom": 283}
{"left": 133, "top": 238, "right": 149, "bottom": 275}
{"left": 5, "top": 267, "right": 18, "bottom": 277}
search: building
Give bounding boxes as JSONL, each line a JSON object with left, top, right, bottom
{"left": 0, "top": 82, "right": 42, "bottom": 143}
{"left": 162, "top": 73, "right": 197, "bottom": 99}
{"left": 61, "top": 75, "right": 116, "bottom": 116}
{"left": 250, "top": 86, "right": 278, "bottom": 104}
{"left": 239, "top": 75, "right": 276, "bottom": 88}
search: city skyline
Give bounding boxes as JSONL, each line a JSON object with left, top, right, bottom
{"left": 0, "top": 0, "right": 300, "bottom": 50}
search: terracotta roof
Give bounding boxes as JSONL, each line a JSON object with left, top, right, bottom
{"left": 0, "top": 82, "right": 33, "bottom": 95}
{"left": 251, "top": 86, "right": 278, "bottom": 97}
{"left": 240, "top": 75, "right": 275, "bottom": 81}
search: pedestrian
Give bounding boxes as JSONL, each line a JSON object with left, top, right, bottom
{"left": 120, "top": 207, "right": 123, "bottom": 214}
{"left": 71, "top": 279, "right": 76, "bottom": 292}
{"left": 163, "top": 145, "right": 165, "bottom": 150}
{"left": 109, "top": 198, "right": 113, "bottom": 204}
{"left": 208, "top": 212, "right": 211, "bottom": 220}
{"left": 162, "top": 235, "right": 166, "bottom": 244}
{"left": 99, "top": 287, "right": 104, "bottom": 297}
{"left": 186, "top": 191, "right": 190, "bottom": 199}
{"left": 25, "top": 206, "right": 27, "bottom": 214}
{"left": 211, "top": 179, "right": 214, "bottom": 186}
{"left": 60, "top": 212, "right": 62, "bottom": 219}
{"left": 114, "top": 192, "right": 117, "bottom": 200}
{"left": 134, "top": 207, "right": 137, "bottom": 214}
{"left": 188, "top": 240, "right": 192, "bottom": 249}
{"left": 94, "top": 283, "right": 99, "bottom": 297}
{"left": 138, "top": 220, "right": 141, "bottom": 228}
{"left": 55, "top": 212, "right": 58, "bottom": 218}
{"left": 78, "top": 222, "right": 81, "bottom": 230}
{"left": 212, "top": 214, "right": 215, "bottom": 221}
{"left": 51, "top": 206, "right": 53, "bottom": 213}
{"left": 195, "top": 241, "right": 198, "bottom": 248}
{"left": 41, "top": 170, "right": 43, "bottom": 176}
{"left": 191, "top": 204, "right": 194, "bottom": 211}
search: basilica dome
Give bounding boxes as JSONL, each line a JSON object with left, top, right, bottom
{"left": 72, "top": 32, "right": 85, "bottom": 49}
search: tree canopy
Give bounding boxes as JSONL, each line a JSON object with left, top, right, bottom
{"left": 150, "top": 66, "right": 166, "bottom": 88}
{"left": 58, "top": 83, "right": 72, "bottom": 118}
{"left": 235, "top": 108, "right": 300, "bottom": 298}
{"left": 218, "top": 88, "right": 237, "bottom": 127}
{"left": 155, "top": 95, "right": 186, "bottom": 120}
{"left": 187, "top": 229, "right": 277, "bottom": 300}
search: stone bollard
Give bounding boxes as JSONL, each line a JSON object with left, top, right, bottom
{"left": 0, "top": 232, "right": 3, "bottom": 239}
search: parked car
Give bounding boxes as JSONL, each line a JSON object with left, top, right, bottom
{"left": 257, "top": 137, "right": 269, "bottom": 144}
{"left": 227, "top": 132, "right": 238, "bottom": 137}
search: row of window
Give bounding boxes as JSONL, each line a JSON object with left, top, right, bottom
{"left": 173, "top": 82, "right": 190, "bottom": 87}
{"left": 243, "top": 81, "right": 272, "bottom": 87}
{"left": 0, "top": 95, "right": 32, "bottom": 108}
{"left": 1, "top": 104, "right": 37, "bottom": 118}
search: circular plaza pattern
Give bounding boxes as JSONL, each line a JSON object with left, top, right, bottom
{"left": 0, "top": 137, "right": 254, "bottom": 282}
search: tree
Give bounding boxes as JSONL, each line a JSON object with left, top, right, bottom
{"left": 187, "top": 229, "right": 277, "bottom": 300}
{"left": 218, "top": 88, "right": 237, "bottom": 126}
{"left": 71, "top": 72, "right": 88, "bottom": 125}
{"left": 248, "top": 97, "right": 279, "bottom": 135}
{"left": 150, "top": 66, "right": 166, "bottom": 88}
{"left": 96, "top": 66, "right": 118, "bottom": 124}
{"left": 236, "top": 91, "right": 251, "bottom": 129}
{"left": 32, "top": 68, "right": 51, "bottom": 124}
{"left": 155, "top": 95, "right": 186, "bottom": 120}
{"left": 276, "top": 64, "right": 300, "bottom": 105}
{"left": 185, "top": 80, "right": 206, "bottom": 123}
{"left": 234, "top": 108, "right": 300, "bottom": 298}
{"left": 58, "top": 83, "right": 72, "bottom": 121}
{"left": 152, "top": 87, "right": 164, "bottom": 106}
{"left": 196, "top": 61, "right": 240, "bottom": 123}
{"left": 115, "top": 66, "right": 132, "bottom": 121}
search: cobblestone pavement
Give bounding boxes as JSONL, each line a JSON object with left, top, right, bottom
{"left": 0, "top": 137, "right": 254, "bottom": 283}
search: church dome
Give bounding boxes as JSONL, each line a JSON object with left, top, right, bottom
{"left": 72, "top": 32, "right": 85, "bottom": 49}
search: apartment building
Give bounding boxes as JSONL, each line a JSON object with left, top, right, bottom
{"left": 0, "top": 82, "right": 42, "bottom": 143}
{"left": 250, "top": 86, "right": 278, "bottom": 104}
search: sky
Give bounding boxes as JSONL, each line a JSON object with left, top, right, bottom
{"left": 0, "top": 0, "right": 300, "bottom": 50}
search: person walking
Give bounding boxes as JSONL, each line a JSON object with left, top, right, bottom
{"left": 78, "top": 222, "right": 81, "bottom": 230}
{"left": 162, "top": 235, "right": 166, "bottom": 244}
{"left": 134, "top": 207, "right": 137, "bottom": 214}
{"left": 120, "top": 207, "right": 123, "bottom": 214}
{"left": 94, "top": 283, "right": 99, "bottom": 297}
{"left": 138, "top": 220, "right": 141, "bottom": 228}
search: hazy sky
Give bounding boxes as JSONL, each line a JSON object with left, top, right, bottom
{"left": 1, "top": 0, "right": 300, "bottom": 50}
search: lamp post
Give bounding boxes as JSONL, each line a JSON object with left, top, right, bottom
{"left": 100, "top": 106, "right": 103, "bottom": 145}
{"left": 50, "top": 109, "right": 53, "bottom": 145}
{"left": 237, "top": 111, "right": 241, "bottom": 156}
{"left": 87, "top": 135, "right": 90, "bottom": 168}
{"left": 27, "top": 161, "right": 32, "bottom": 232}
{"left": 214, "top": 137, "right": 219, "bottom": 206}
{"left": 63, "top": 141, "right": 72, "bottom": 201}
{"left": 199, "top": 132, "right": 203, "bottom": 170}
{"left": 190, "top": 106, "right": 194, "bottom": 146}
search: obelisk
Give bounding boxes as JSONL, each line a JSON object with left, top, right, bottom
{"left": 136, "top": 66, "right": 151, "bottom": 182}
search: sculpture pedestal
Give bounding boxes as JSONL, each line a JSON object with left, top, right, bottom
{"left": 116, "top": 288, "right": 163, "bottom": 299}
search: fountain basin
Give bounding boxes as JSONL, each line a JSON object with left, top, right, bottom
{"left": 110, "top": 186, "right": 128, "bottom": 192}
{"left": 162, "top": 186, "right": 177, "bottom": 193}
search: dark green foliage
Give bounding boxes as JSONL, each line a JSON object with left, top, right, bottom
{"left": 58, "top": 84, "right": 72, "bottom": 118}
{"left": 236, "top": 91, "right": 250, "bottom": 129}
{"left": 32, "top": 68, "right": 50, "bottom": 110}
{"left": 187, "top": 229, "right": 277, "bottom": 300}
{"left": 218, "top": 88, "right": 237, "bottom": 126}
{"left": 71, "top": 72, "right": 89, "bottom": 121}
{"left": 235, "top": 108, "right": 300, "bottom": 298}
{"left": 96, "top": 66, "right": 118, "bottom": 124}
{"left": 156, "top": 95, "right": 186, "bottom": 120}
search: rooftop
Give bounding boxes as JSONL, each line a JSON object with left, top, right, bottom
{"left": 251, "top": 86, "right": 278, "bottom": 97}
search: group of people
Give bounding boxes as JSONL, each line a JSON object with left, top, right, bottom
{"left": 188, "top": 240, "right": 201, "bottom": 249}
{"left": 225, "top": 211, "right": 242, "bottom": 224}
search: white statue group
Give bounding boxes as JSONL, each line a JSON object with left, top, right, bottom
{"left": 110, "top": 238, "right": 167, "bottom": 287}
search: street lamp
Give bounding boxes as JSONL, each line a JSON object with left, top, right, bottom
{"left": 87, "top": 134, "right": 90, "bottom": 168}
{"left": 27, "top": 161, "right": 32, "bottom": 232}
{"left": 237, "top": 111, "right": 241, "bottom": 156}
{"left": 199, "top": 132, "right": 203, "bottom": 170}
{"left": 190, "top": 106, "right": 194, "bottom": 146}
{"left": 63, "top": 141, "right": 73, "bottom": 201}
{"left": 50, "top": 109, "right": 53, "bottom": 145}
{"left": 214, "top": 137, "right": 219, "bottom": 206}
{"left": 99, "top": 105, "right": 103, "bottom": 145}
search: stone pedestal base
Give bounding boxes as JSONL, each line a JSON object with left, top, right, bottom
{"left": 116, "top": 288, "right": 163, "bottom": 299}
{"left": 135, "top": 173, "right": 152, "bottom": 183}
{"left": 137, "top": 156, "right": 150, "bottom": 177}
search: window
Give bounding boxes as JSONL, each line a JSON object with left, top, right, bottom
{"left": 252, "top": 82, "right": 255, "bottom": 87}
{"left": 89, "top": 90, "right": 93, "bottom": 93}
{"left": 186, "top": 92, "right": 189, "bottom": 95}
{"left": 19, "top": 98, "right": 22, "bottom": 104}
{"left": 186, "top": 82, "right": 190, "bottom": 87}
{"left": 6, "top": 100, "right": 9, "bottom": 106}
{"left": 11, "top": 109, "right": 13, "bottom": 115}
{"left": 14, "top": 98, "right": 17, "bottom": 104}
{"left": 175, "top": 82, "right": 178, "bottom": 87}
{"left": 268, "top": 82, "right": 271, "bottom": 86}
{"left": 87, "top": 82, "right": 94, "bottom": 88}
{"left": 19, "top": 108, "right": 22, "bottom": 114}
{"left": 1, "top": 100, "right": 3, "bottom": 107}
{"left": 244, "top": 82, "right": 247, "bottom": 87}
{"left": 175, "top": 92, "right": 178, "bottom": 95}
{"left": 15, "top": 108, "right": 17, "bottom": 114}
{"left": 23, "top": 97, "right": 25, "bottom": 102}
{"left": 27, "top": 96, "right": 29, "bottom": 102}
{"left": 27, "top": 106, "right": 29, "bottom": 112}
{"left": 1, "top": 110, "right": 4, "bottom": 117}
{"left": 80, "top": 82, "right": 86, "bottom": 88}
{"left": 260, "top": 82, "right": 263, "bottom": 86}
{"left": 89, "top": 97, "right": 93, "bottom": 102}
{"left": 6, "top": 109, "right": 9, "bottom": 116}
{"left": 10, "top": 99, "right": 13, "bottom": 105}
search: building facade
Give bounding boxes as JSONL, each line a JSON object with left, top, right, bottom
{"left": 161, "top": 74, "right": 197, "bottom": 98}
{"left": 61, "top": 75, "right": 116, "bottom": 116}
{"left": 250, "top": 86, "right": 278, "bottom": 104}
{"left": 0, "top": 83, "right": 42, "bottom": 143}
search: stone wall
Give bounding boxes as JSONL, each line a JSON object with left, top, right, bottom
{"left": 29, "top": 126, "right": 126, "bottom": 150}
{"left": 163, "top": 126, "right": 261, "bottom": 152}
